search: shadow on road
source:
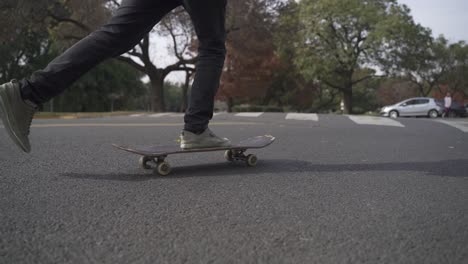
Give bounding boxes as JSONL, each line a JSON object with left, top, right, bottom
{"left": 62, "top": 159, "right": 468, "bottom": 181}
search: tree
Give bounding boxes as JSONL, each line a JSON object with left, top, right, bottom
{"left": 441, "top": 41, "right": 468, "bottom": 96}
{"left": 271, "top": 1, "right": 338, "bottom": 112}
{"left": 180, "top": 70, "right": 194, "bottom": 112}
{"left": 287, "top": 0, "right": 430, "bottom": 114}
{"left": 218, "top": 0, "right": 282, "bottom": 111}
{"left": 392, "top": 36, "right": 452, "bottom": 96}
{"left": 0, "top": 0, "right": 56, "bottom": 83}
{"left": 2, "top": 1, "right": 197, "bottom": 112}
{"left": 112, "top": 4, "right": 197, "bottom": 112}
{"left": 46, "top": 60, "right": 147, "bottom": 112}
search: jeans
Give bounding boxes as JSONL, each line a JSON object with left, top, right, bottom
{"left": 21, "top": 0, "right": 227, "bottom": 133}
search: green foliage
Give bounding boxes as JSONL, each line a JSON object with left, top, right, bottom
{"left": 0, "top": 0, "right": 54, "bottom": 83}
{"left": 1, "top": 0, "right": 150, "bottom": 113}
{"left": 44, "top": 60, "right": 147, "bottom": 112}
{"left": 352, "top": 78, "right": 380, "bottom": 114}
{"left": 443, "top": 42, "right": 468, "bottom": 95}
{"left": 0, "top": 32, "right": 53, "bottom": 83}
{"left": 164, "top": 82, "right": 183, "bottom": 112}
{"left": 232, "top": 105, "right": 284, "bottom": 113}
{"left": 275, "top": 0, "right": 431, "bottom": 113}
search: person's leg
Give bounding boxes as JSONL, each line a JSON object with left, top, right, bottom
{"left": 21, "top": 0, "right": 181, "bottom": 105}
{"left": 0, "top": 0, "right": 181, "bottom": 153}
{"left": 181, "top": 0, "right": 227, "bottom": 133}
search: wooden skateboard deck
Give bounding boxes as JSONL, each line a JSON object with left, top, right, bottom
{"left": 113, "top": 135, "right": 275, "bottom": 175}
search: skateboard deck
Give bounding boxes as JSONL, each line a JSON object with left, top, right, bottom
{"left": 113, "top": 135, "right": 275, "bottom": 176}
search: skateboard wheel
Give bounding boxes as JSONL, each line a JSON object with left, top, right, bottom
{"left": 224, "top": 150, "right": 234, "bottom": 162}
{"left": 139, "top": 156, "right": 153, "bottom": 170}
{"left": 156, "top": 161, "right": 172, "bottom": 176}
{"left": 246, "top": 154, "right": 258, "bottom": 167}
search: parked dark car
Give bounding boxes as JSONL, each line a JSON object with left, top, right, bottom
{"left": 435, "top": 100, "right": 467, "bottom": 117}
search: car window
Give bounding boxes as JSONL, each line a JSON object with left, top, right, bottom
{"left": 404, "top": 100, "right": 417, "bottom": 105}
{"left": 417, "top": 99, "right": 430, "bottom": 104}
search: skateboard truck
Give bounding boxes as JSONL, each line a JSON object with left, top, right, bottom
{"left": 224, "top": 149, "right": 258, "bottom": 167}
{"left": 139, "top": 155, "right": 172, "bottom": 176}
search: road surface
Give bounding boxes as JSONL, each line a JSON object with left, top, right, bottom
{"left": 1, "top": 113, "right": 467, "bottom": 263}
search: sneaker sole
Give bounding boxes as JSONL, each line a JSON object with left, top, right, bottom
{"left": 181, "top": 142, "right": 231, "bottom": 150}
{"left": 0, "top": 89, "right": 30, "bottom": 152}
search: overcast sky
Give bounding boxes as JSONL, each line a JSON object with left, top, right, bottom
{"left": 398, "top": 0, "right": 468, "bottom": 42}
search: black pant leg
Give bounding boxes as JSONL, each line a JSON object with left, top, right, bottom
{"left": 21, "top": 0, "right": 181, "bottom": 104}
{"left": 182, "top": 0, "right": 227, "bottom": 133}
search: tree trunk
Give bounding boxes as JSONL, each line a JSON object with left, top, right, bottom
{"left": 227, "top": 97, "right": 234, "bottom": 113}
{"left": 148, "top": 70, "right": 166, "bottom": 112}
{"left": 180, "top": 71, "right": 191, "bottom": 113}
{"left": 343, "top": 88, "right": 353, "bottom": 114}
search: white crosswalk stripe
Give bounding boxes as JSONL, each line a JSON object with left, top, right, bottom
{"left": 167, "top": 113, "right": 184, "bottom": 117}
{"left": 435, "top": 120, "right": 468, "bottom": 132}
{"left": 347, "top": 115, "right": 405, "bottom": 127}
{"left": 235, "top": 112, "right": 264, "bottom": 117}
{"left": 148, "top": 113, "right": 171, "bottom": 118}
{"left": 286, "top": 113, "right": 319, "bottom": 121}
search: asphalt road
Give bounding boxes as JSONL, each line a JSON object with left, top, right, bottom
{"left": 1, "top": 113, "right": 467, "bottom": 263}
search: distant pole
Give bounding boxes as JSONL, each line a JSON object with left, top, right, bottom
{"left": 108, "top": 93, "right": 121, "bottom": 112}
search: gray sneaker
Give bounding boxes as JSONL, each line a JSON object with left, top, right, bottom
{"left": 0, "top": 80, "right": 37, "bottom": 153}
{"left": 180, "top": 128, "right": 231, "bottom": 149}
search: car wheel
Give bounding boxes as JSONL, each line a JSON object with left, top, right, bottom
{"left": 428, "top": 110, "right": 439, "bottom": 118}
{"left": 389, "top": 110, "right": 399, "bottom": 118}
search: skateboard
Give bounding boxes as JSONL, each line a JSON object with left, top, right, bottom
{"left": 113, "top": 135, "right": 276, "bottom": 176}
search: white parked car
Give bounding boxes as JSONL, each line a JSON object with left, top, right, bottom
{"left": 380, "top": 98, "right": 443, "bottom": 118}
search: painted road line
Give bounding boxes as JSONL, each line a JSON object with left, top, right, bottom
{"left": 129, "top": 114, "right": 145, "bottom": 117}
{"left": 28, "top": 122, "right": 262, "bottom": 128}
{"left": 347, "top": 115, "right": 405, "bottom": 127}
{"left": 435, "top": 120, "right": 468, "bottom": 133}
{"left": 235, "top": 112, "right": 264, "bottom": 117}
{"left": 285, "top": 113, "right": 319, "bottom": 121}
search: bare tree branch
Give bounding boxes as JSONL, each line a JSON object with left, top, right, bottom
{"left": 351, "top": 74, "right": 385, "bottom": 85}
{"left": 163, "top": 22, "right": 184, "bottom": 61}
{"left": 163, "top": 57, "right": 198, "bottom": 75}
{"left": 47, "top": 11, "right": 91, "bottom": 33}
{"left": 117, "top": 56, "right": 146, "bottom": 72}
{"left": 110, "top": 0, "right": 120, "bottom": 7}
{"left": 63, "top": 35, "right": 84, "bottom": 41}
{"left": 322, "top": 79, "right": 345, "bottom": 91}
